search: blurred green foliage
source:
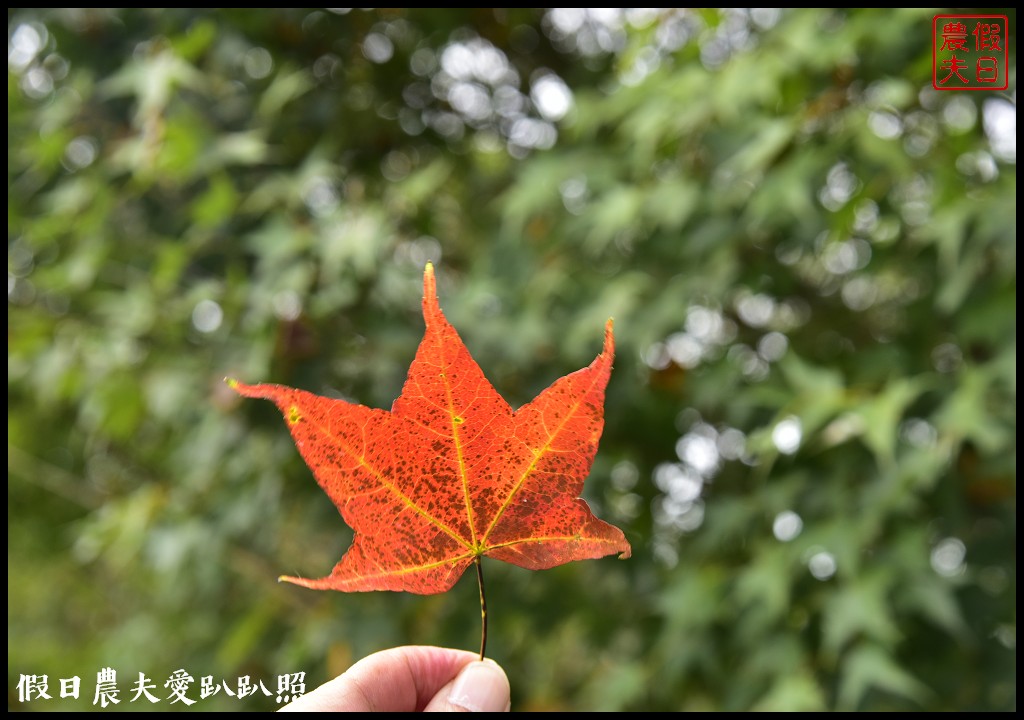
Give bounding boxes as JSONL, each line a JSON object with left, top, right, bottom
{"left": 8, "top": 8, "right": 1016, "bottom": 711}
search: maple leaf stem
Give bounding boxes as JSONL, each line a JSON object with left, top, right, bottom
{"left": 474, "top": 555, "right": 487, "bottom": 661}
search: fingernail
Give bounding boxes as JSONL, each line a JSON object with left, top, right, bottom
{"left": 448, "top": 660, "right": 511, "bottom": 712}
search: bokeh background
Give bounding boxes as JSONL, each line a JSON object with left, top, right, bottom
{"left": 8, "top": 8, "right": 1016, "bottom": 711}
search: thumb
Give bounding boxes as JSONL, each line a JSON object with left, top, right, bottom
{"left": 424, "top": 659, "right": 510, "bottom": 712}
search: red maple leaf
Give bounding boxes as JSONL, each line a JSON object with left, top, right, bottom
{"left": 229, "top": 264, "right": 630, "bottom": 598}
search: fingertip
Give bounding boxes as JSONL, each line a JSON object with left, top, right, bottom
{"left": 445, "top": 660, "right": 510, "bottom": 712}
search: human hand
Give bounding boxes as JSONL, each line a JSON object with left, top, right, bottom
{"left": 278, "top": 646, "right": 511, "bottom": 712}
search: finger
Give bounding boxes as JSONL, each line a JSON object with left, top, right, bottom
{"left": 423, "top": 659, "right": 511, "bottom": 712}
{"left": 278, "top": 646, "right": 481, "bottom": 712}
